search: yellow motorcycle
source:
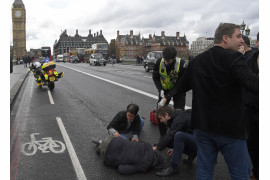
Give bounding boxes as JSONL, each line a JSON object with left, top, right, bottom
{"left": 29, "top": 61, "right": 64, "bottom": 90}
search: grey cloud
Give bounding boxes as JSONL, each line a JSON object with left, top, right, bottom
{"left": 47, "top": 0, "right": 69, "bottom": 9}
{"left": 21, "top": 0, "right": 259, "bottom": 50}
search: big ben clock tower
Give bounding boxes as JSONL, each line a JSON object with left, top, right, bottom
{"left": 12, "top": 0, "right": 26, "bottom": 60}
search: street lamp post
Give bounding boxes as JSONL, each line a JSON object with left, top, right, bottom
{"left": 245, "top": 27, "right": 250, "bottom": 37}
{"left": 240, "top": 21, "right": 246, "bottom": 35}
{"left": 240, "top": 20, "right": 251, "bottom": 37}
{"left": 10, "top": 46, "right": 14, "bottom": 73}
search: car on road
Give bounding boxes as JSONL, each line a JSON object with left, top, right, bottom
{"left": 70, "top": 55, "right": 79, "bottom": 63}
{"left": 144, "top": 51, "right": 163, "bottom": 72}
{"left": 89, "top": 53, "right": 106, "bottom": 66}
{"left": 56, "top": 55, "right": 64, "bottom": 62}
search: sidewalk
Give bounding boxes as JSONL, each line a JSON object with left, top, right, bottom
{"left": 10, "top": 64, "right": 29, "bottom": 106}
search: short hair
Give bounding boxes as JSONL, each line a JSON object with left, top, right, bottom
{"left": 162, "top": 46, "right": 177, "bottom": 61}
{"left": 127, "top": 104, "right": 139, "bottom": 115}
{"left": 257, "top": 32, "right": 259, "bottom": 41}
{"left": 157, "top": 105, "right": 173, "bottom": 117}
{"left": 214, "top": 23, "right": 240, "bottom": 44}
{"left": 242, "top": 35, "right": 250, "bottom": 47}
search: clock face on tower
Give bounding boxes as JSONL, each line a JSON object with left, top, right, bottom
{"left": 14, "top": 10, "right": 21, "bottom": 17}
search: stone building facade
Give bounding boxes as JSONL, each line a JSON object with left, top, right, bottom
{"left": 115, "top": 30, "right": 189, "bottom": 59}
{"left": 12, "top": 0, "right": 27, "bottom": 60}
{"left": 190, "top": 37, "right": 214, "bottom": 57}
{"left": 28, "top": 48, "right": 41, "bottom": 59}
{"left": 53, "top": 29, "right": 108, "bottom": 57}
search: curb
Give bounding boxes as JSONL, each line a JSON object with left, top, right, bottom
{"left": 10, "top": 71, "right": 29, "bottom": 108}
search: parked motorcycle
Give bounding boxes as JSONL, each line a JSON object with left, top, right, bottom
{"left": 29, "top": 61, "right": 64, "bottom": 90}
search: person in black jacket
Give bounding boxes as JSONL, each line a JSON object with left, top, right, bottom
{"left": 152, "top": 106, "right": 196, "bottom": 177}
{"left": 159, "top": 23, "right": 259, "bottom": 179}
{"left": 92, "top": 135, "right": 165, "bottom": 175}
{"left": 107, "top": 104, "right": 143, "bottom": 141}
{"left": 245, "top": 32, "right": 259, "bottom": 180}
{"left": 152, "top": 46, "right": 188, "bottom": 139}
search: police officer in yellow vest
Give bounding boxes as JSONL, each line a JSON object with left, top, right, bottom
{"left": 153, "top": 46, "right": 187, "bottom": 139}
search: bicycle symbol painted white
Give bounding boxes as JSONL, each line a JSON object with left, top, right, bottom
{"left": 21, "top": 133, "right": 66, "bottom": 156}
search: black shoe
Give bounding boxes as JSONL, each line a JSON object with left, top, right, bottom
{"left": 95, "top": 147, "right": 101, "bottom": 155}
{"left": 91, "top": 138, "right": 101, "bottom": 145}
{"left": 156, "top": 167, "right": 178, "bottom": 177}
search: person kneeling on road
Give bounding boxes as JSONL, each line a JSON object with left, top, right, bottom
{"left": 153, "top": 106, "right": 197, "bottom": 177}
{"left": 91, "top": 135, "right": 165, "bottom": 175}
{"left": 107, "top": 103, "right": 144, "bottom": 141}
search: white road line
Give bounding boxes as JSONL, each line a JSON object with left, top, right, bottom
{"left": 48, "top": 90, "right": 55, "bottom": 104}
{"left": 58, "top": 64, "right": 191, "bottom": 109}
{"left": 144, "top": 76, "right": 152, "bottom": 78}
{"left": 56, "top": 117, "right": 87, "bottom": 180}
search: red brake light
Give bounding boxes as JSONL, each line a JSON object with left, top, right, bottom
{"left": 48, "top": 70, "right": 53, "bottom": 76}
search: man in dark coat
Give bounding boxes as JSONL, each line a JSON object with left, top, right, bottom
{"left": 160, "top": 23, "right": 259, "bottom": 179}
{"left": 245, "top": 32, "right": 259, "bottom": 180}
{"left": 23, "top": 55, "right": 28, "bottom": 67}
{"left": 107, "top": 104, "right": 143, "bottom": 141}
{"left": 93, "top": 136, "right": 165, "bottom": 175}
{"left": 153, "top": 106, "right": 196, "bottom": 176}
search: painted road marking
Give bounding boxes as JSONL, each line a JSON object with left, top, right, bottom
{"left": 144, "top": 76, "right": 152, "bottom": 78}
{"left": 48, "top": 90, "right": 55, "bottom": 104}
{"left": 21, "top": 133, "right": 65, "bottom": 156}
{"left": 56, "top": 117, "right": 87, "bottom": 180}
{"left": 58, "top": 64, "right": 191, "bottom": 109}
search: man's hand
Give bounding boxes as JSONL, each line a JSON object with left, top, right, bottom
{"left": 131, "top": 137, "right": 139, "bottom": 142}
{"left": 113, "top": 132, "right": 120, "bottom": 137}
{"left": 239, "top": 45, "right": 245, "bottom": 55}
{"left": 160, "top": 90, "right": 165, "bottom": 98}
{"left": 153, "top": 146, "right": 157, "bottom": 151}
{"left": 167, "top": 149, "right": 173, "bottom": 156}
{"left": 158, "top": 98, "right": 167, "bottom": 107}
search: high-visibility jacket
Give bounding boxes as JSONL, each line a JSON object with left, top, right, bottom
{"left": 159, "top": 57, "right": 181, "bottom": 90}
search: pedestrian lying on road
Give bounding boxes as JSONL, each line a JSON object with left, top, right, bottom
{"left": 107, "top": 104, "right": 144, "bottom": 141}
{"left": 153, "top": 106, "right": 197, "bottom": 177}
{"left": 91, "top": 135, "right": 165, "bottom": 175}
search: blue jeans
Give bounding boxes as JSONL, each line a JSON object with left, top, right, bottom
{"left": 194, "top": 129, "right": 250, "bottom": 180}
{"left": 120, "top": 117, "right": 144, "bottom": 140}
{"left": 170, "top": 131, "right": 197, "bottom": 168}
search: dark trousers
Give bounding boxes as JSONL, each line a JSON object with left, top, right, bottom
{"left": 247, "top": 107, "right": 259, "bottom": 179}
{"left": 170, "top": 131, "right": 197, "bottom": 168}
{"left": 158, "top": 90, "right": 186, "bottom": 137}
{"left": 194, "top": 129, "right": 250, "bottom": 180}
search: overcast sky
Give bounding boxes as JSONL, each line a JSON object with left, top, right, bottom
{"left": 8, "top": 0, "right": 259, "bottom": 51}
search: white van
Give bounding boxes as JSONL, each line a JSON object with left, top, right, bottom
{"left": 57, "top": 55, "right": 64, "bottom": 62}
{"left": 89, "top": 53, "right": 106, "bottom": 66}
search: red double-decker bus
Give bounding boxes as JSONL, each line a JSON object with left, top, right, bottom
{"left": 41, "top": 46, "right": 52, "bottom": 61}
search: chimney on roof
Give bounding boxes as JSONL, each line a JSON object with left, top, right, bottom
{"left": 130, "top": 30, "right": 133, "bottom": 38}
{"left": 161, "top": 31, "right": 165, "bottom": 39}
{"left": 149, "top": 34, "right": 152, "bottom": 40}
{"left": 176, "top": 32, "right": 180, "bottom": 39}
{"left": 89, "top": 30, "right": 91, "bottom": 36}
{"left": 94, "top": 33, "right": 96, "bottom": 37}
{"left": 76, "top": 29, "right": 78, "bottom": 35}
{"left": 117, "top": 30, "right": 119, "bottom": 37}
{"left": 100, "top": 30, "right": 102, "bottom": 35}
{"left": 97, "top": 32, "right": 99, "bottom": 36}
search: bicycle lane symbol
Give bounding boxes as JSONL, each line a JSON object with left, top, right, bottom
{"left": 21, "top": 133, "right": 66, "bottom": 156}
